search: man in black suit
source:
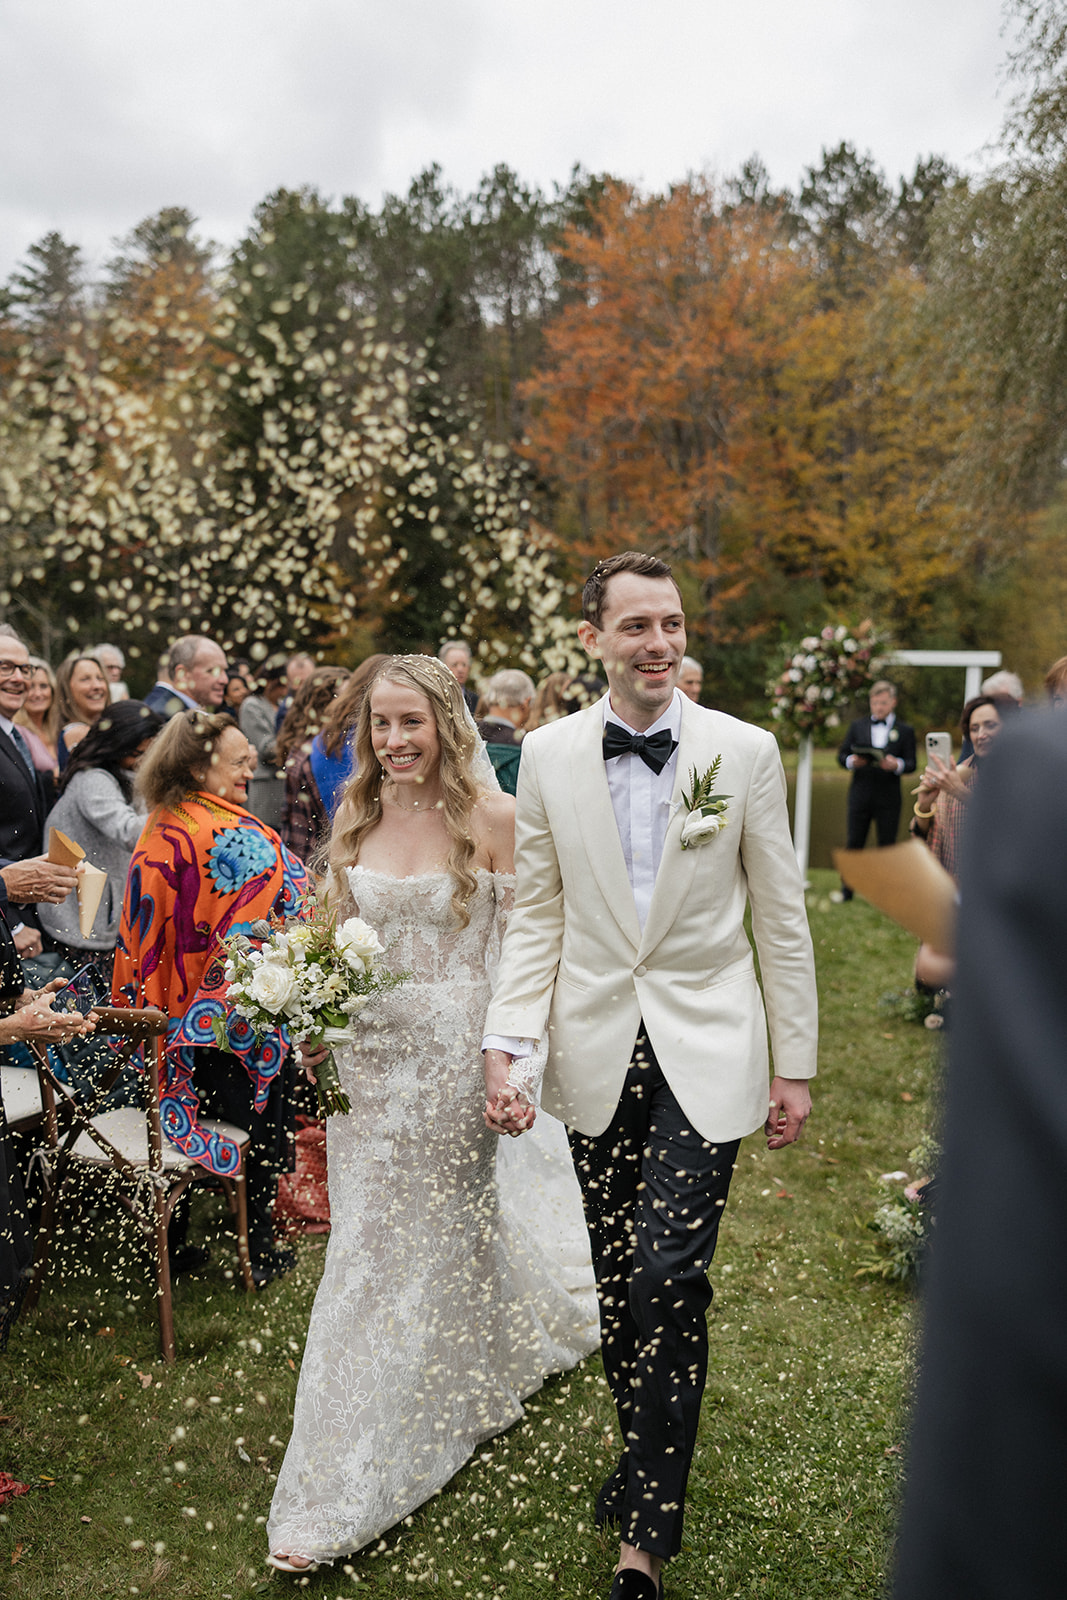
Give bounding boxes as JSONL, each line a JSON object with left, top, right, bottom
{"left": 893, "top": 710, "right": 1067, "bottom": 1599}
{"left": 836, "top": 679, "right": 916, "bottom": 899}
{"left": 0, "top": 625, "right": 79, "bottom": 956}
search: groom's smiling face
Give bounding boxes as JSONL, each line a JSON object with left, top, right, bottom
{"left": 578, "top": 573, "right": 686, "bottom": 731}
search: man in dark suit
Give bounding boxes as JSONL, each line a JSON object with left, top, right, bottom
{"left": 836, "top": 679, "right": 916, "bottom": 899}
{"left": 893, "top": 710, "right": 1067, "bottom": 1598}
{"left": 0, "top": 626, "right": 79, "bottom": 955}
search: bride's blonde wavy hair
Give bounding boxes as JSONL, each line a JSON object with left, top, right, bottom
{"left": 328, "top": 655, "right": 483, "bottom": 928}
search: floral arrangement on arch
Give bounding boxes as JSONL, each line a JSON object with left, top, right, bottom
{"left": 770, "top": 621, "right": 887, "bottom": 741}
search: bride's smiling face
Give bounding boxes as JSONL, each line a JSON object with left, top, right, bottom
{"left": 370, "top": 679, "right": 441, "bottom": 789}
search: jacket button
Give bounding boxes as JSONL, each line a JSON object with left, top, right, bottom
{"left": 634, "top": 964, "right": 648, "bottom": 977}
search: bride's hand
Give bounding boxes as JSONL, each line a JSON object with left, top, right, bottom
{"left": 298, "top": 1040, "right": 328, "bottom": 1086}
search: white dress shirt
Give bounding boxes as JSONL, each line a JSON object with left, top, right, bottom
{"left": 846, "top": 711, "right": 903, "bottom": 773}
{"left": 483, "top": 690, "right": 683, "bottom": 1061}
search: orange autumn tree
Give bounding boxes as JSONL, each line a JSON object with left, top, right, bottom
{"left": 521, "top": 180, "right": 840, "bottom": 639}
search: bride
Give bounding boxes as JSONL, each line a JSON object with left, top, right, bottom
{"left": 267, "top": 655, "right": 598, "bottom": 1572}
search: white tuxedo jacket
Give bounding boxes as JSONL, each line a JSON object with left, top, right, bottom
{"left": 485, "top": 695, "right": 818, "bottom": 1142}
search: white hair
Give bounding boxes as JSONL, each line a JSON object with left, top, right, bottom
{"left": 680, "top": 656, "right": 703, "bottom": 675}
{"left": 93, "top": 643, "right": 125, "bottom": 669}
{"left": 481, "top": 669, "right": 535, "bottom": 707}
{"left": 438, "top": 640, "right": 472, "bottom": 665}
{"left": 981, "top": 670, "right": 1024, "bottom": 701}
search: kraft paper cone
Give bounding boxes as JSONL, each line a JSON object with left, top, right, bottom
{"left": 48, "top": 827, "right": 85, "bottom": 868}
{"left": 832, "top": 840, "right": 957, "bottom": 955}
{"left": 77, "top": 863, "right": 107, "bottom": 939}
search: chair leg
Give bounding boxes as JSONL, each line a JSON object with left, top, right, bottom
{"left": 232, "top": 1163, "right": 255, "bottom": 1293}
{"left": 22, "top": 1160, "right": 63, "bottom": 1315}
{"left": 153, "top": 1178, "right": 176, "bottom": 1364}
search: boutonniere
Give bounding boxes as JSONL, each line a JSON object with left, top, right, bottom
{"left": 679, "top": 755, "right": 731, "bottom": 850}
{"left": 889, "top": 729, "right": 899, "bottom": 743}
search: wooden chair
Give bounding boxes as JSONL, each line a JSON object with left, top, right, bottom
{"left": 23, "top": 1005, "right": 255, "bottom": 1362}
{"left": 0, "top": 1059, "right": 44, "bottom": 1134}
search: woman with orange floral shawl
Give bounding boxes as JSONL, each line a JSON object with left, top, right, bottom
{"left": 112, "top": 710, "right": 309, "bottom": 1287}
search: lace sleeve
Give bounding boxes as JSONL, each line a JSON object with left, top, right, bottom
{"left": 490, "top": 873, "right": 548, "bottom": 1103}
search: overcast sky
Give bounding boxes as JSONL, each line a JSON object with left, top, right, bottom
{"left": 1, "top": 0, "right": 1015, "bottom": 281}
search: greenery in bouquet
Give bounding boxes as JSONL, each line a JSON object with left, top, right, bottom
{"left": 769, "top": 620, "right": 888, "bottom": 741}
{"left": 213, "top": 899, "right": 408, "bottom": 1116}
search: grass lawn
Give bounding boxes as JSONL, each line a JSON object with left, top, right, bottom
{"left": 0, "top": 869, "right": 937, "bottom": 1598}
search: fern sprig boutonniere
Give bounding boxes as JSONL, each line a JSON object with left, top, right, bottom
{"left": 679, "top": 756, "right": 731, "bottom": 850}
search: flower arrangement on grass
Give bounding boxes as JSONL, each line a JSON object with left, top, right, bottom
{"left": 213, "top": 899, "right": 409, "bottom": 1115}
{"left": 769, "top": 621, "right": 887, "bottom": 741}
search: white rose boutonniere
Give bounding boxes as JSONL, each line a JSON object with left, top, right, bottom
{"left": 679, "top": 755, "right": 731, "bottom": 851}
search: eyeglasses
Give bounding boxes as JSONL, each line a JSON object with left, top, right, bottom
{"left": 0, "top": 661, "right": 32, "bottom": 678}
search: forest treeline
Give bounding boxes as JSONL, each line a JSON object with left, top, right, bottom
{"left": 4, "top": 0, "right": 1067, "bottom": 719}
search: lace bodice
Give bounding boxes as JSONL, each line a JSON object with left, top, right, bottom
{"left": 345, "top": 864, "right": 510, "bottom": 988}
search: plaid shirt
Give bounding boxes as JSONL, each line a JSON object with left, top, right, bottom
{"left": 927, "top": 762, "right": 977, "bottom": 882}
{"left": 281, "top": 746, "right": 328, "bottom": 864}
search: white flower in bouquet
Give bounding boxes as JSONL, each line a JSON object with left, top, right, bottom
{"left": 248, "top": 960, "right": 298, "bottom": 1013}
{"left": 336, "top": 917, "right": 385, "bottom": 974}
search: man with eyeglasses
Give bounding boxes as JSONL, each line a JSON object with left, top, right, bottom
{"left": 0, "top": 626, "right": 79, "bottom": 956}
{"left": 145, "top": 635, "right": 228, "bottom": 719}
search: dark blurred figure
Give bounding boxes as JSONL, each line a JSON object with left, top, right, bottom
{"left": 894, "top": 709, "right": 1067, "bottom": 1600}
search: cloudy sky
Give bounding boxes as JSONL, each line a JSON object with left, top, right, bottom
{"left": 1, "top": 0, "right": 1014, "bottom": 280}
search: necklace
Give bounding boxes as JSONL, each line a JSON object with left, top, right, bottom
{"left": 387, "top": 784, "right": 440, "bottom": 815}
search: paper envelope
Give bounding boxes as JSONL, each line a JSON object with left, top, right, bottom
{"left": 832, "top": 840, "right": 957, "bottom": 955}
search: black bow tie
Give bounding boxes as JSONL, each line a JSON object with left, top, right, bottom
{"left": 602, "top": 723, "right": 678, "bottom": 774}
{"left": 871, "top": 718, "right": 887, "bottom": 726}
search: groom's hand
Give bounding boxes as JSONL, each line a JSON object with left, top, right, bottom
{"left": 765, "top": 1076, "right": 812, "bottom": 1148}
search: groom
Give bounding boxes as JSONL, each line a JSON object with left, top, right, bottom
{"left": 483, "top": 551, "right": 818, "bottom": 1599}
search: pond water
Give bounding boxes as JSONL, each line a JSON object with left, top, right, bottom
{"left": 784, "top": 765, "right": 911, "bottom": 869}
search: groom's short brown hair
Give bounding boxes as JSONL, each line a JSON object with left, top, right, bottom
{"left": 582, "top": 551, "right": 679, "bottom": 629}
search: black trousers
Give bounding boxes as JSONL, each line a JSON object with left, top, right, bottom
{"left": 568, "top": 1036, "right": 739, "bottom": 1560}
{"left": 846, "top": 775, "right": 902, "bottom": 850}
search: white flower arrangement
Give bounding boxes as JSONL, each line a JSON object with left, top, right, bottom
{"left": 214, "top": 899, "right": 407, "bottom": 1115}
{"left": 769, "top": 620, "right": 887, "bottom": 741}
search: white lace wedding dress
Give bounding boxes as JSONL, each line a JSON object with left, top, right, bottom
{"left": 268, "top": 867, "right": 599, "bottom": 1563}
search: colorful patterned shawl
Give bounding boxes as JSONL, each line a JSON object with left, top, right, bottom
{"left": 112, "top": 792, "right": 310, "bottom": 1176}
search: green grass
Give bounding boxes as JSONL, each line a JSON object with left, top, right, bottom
{"left": 0, "top": 870, "right": 937, "bottom": 1598}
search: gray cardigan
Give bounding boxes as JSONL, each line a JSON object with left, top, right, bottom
{"left": 39, "top": 769, "right": 145, "bottom": 952}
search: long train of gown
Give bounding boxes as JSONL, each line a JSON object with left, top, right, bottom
{"left": 268, "top": 868, "right": 599, "bottom": 1562}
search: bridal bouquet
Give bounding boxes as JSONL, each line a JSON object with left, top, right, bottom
{"left": 213, "top": 900, "right": 408, "bottom": 1116}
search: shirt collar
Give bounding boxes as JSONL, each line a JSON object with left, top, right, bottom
{"left": 602, "top": 689, "right": 683, "bottom": 743}
{"left": 0, "top": 715, "right": 16, "bottom": 739}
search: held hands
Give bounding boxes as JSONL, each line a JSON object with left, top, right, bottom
{"left": 483, "top": 1047, "right": 536, "bottom": 1138}
{"left": 765, "top": 1076, "right": 811, "bottom": 1150}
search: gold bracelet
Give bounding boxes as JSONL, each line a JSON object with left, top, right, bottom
{"left": 913, "top": 803, "right": 935, "bottom": 819}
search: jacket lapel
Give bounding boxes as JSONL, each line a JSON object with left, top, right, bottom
{"left": 568, "top": 704, "right": 641, "bottom": 949}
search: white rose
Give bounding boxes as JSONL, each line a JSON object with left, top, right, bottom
{"left": 680, "top": 808, "right": 726, "bottom": 849}
{"left": 336, "top": 917, "right": 384, "bottom": 974}
{"left": 248, "top": 960, "right": 297, "bottom": 1013}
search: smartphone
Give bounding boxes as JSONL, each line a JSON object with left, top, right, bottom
{"left": 50, "top": 964, "right": 102, "bottom": 1018}
{"left": 925, "top": 731, "right": 952, "bottom": 766}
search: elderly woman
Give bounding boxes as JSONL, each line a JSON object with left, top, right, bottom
{"left": 111, "top": 711, "right": 310, "bottom": 1288}
{"left": 39, "top": 701, "right": 165, "bottom": 974}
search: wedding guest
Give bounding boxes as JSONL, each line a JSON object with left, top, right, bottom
{"left": 14, "top": 658, "right": 60, "bottom": 784}
{"left": 239, "top": 655, "right": 288, "bottom": 764}
{"left": 438, "top": 639, "right": 479, "bottom": 713}
{"left": 306, "top": 654, "right": 389, "bottom": 821}
{"left": 475, "top": 669, "right": 535, "bottom": 797}
{"left": 112, "top": 710, "right": 310, "bottom": 1287}
{"left": 92, "top": 643, "right": 130, "bottom": 702}
{"left": 678, "top": 655, "right": 704, "bottom": 702}
{"left": 155, "top": 635, "right": 229, "bottom": 716}
{"left": 38, "top": 701, "right": 165, "bottom": 974}
{"left": 273, "top": 652, "right": 318, "bottom": 735}
{"left": 224, "top": 672, "right": 252, "bottom": 715}
{"left": 276, "top": 667, "right": 350, "bottom": 863}
{"left": 56, "top": 652, "right": 110, "bottom": 768}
